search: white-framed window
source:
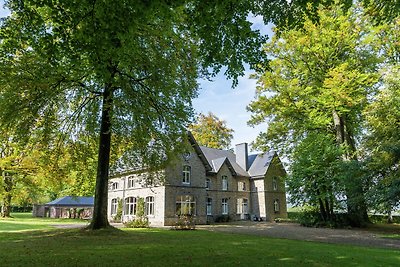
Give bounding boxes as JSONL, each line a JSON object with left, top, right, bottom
{"left": 111, "top": 182, "right": 119, "bottom": 190}
{"left": 182, "top": 165, "right": 191, "bottom": 184}
{"left": 111, "top": 198, "right": 118, "bottom": 215}
{"left": 206, "top": 198, "right": 212, "bottom": 215}
{"left": 145, "top": 196, "right": 154, "bottom": 216}
{"left": 222, "top": 176, "right": 228, "bottom": 191}
{"left": 125, "top": 197, "right": 137, "bottom": 215}
{"left": 127, "top": 176, "right": 135, "bottom": 188}
{"left": 176, "top": 195, "right": 196, "bottom": 215}
{"left": 274, "top": 199, "right": 280, "bottom": 212}
{"left": 238, "top": 181, "right": 246, "bottom": 191}
{"left": 205, "top": 178, "right": 211, "bottom": 189}
{"left": 222, "top": 198, "right": 228, "bottom": 215}
{"left": 272, "top": 177, "right": 278, "bottom": 191}
{"left": 237, "top": 198, "right": 248, "bottom": 214}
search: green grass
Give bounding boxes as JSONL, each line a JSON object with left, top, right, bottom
{"left": 0, "top": 212, "right": 88, "bottom": 232}
{"left": 0, "top": 214, "right": 399, "bottom": 266}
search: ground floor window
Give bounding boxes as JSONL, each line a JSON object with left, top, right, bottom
{"left": 125, "top": 197, "right": 137, "bottom": 215}
{"left": 222, "top": 198, "right": 228, "bottom": 215}
{"left": 111, "top": 198, "right": 118, "bottom": 215}
{"left": 145, "top": 196, "right": 154, "bottom": 216}
{"left": 176, "top": 195, "right": 196, "bottom": 215}
{"left": 274, "top": 199, "right": 280, "bottom": 212}
{"left": 236, "top": 198, "right": 248, "bottom": 214}
{"left": 206, "top": 198, "right": 212, "bottom": 215}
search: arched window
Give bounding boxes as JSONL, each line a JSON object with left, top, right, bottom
{"left": 182, "top": 165, "right": 191, "bottom": 184}
{"left": 125, "top": 197, "right": 137, "bottom": 215}
{"left": 145, "top": 196, "right": 155, "bottom": 216}
{"left": 272, "top": 177, "right": 278, "bottom": 191}
{"left": 274, "top": 199, "right": 280, "bottom": 212}
{"left": 111, "top": 198, "right": 118, "bottom": 215}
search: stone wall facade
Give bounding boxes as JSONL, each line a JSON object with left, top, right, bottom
{"left": 107, "top": 142, "right": 288, "bottom": 226}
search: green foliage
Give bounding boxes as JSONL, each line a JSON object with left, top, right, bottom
{"left": 363, "top": 0, "right": 400, "bottom": 23}
{"left": 296, "top": 205, "right": 322, "bottom": 227}
{"left": 112, "top": 199, "right": 123, "bottom": 223}
{"left": 174, "top": 214, "right": 196, "bottom": 230}
{"left": 124, "top": 198, "right": 149, "bottom": 228}
{"left": 248, "top": 3, "right": 384, "bottom": 226}
{"left": 248, "top": 3, "right": 379, "bottom": 153}
{"left": 0, "top": 0, "right": 271, "bottom": 228}
{"left": 363, "top": 65, "right": 400, "bottom": 214}
{"left": 288, "top": 133, "right": 344, "bottom": 223}
{"left": 189, "top": 112, "right": 234, "bottom": 149}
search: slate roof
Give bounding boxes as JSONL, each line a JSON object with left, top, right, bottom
{"left": 46, "top": 196, "right": 94, "bottom": 207}
{"left": 199, "top": 146, "right": 277, "bottom": 178}
{"left": 247, "top": 151, "right": 276, "bottom": 177}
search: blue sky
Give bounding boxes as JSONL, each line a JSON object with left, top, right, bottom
{"left": 0, "top": 2, "right": 273, "bottom": 152}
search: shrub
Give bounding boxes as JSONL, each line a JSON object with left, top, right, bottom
{"left": 124, "top": 197, "right": 150, "bottom": 228}
{"left": 297, "top": 206, "right": 321, "bottom": 227}
{"left": 124, "top": 217, "right": 150, "bottom": 228}
{"left": 112, "top": 199, "right": 123, "bottom": 223}
{"left": 215, "top": 215, "right": 231, "bottom": 223}
{"left": 174, "top": 214, "right": 196, "bottom": 230}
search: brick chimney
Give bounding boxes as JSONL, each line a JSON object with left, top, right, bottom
{"left": 235, "top": 143, "right": 248, "bottom": 171}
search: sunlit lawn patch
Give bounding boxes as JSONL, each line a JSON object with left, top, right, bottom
{"left": 0, "top": 215, "right": 399, "bottom": 267}
{"left": 0, "top": 213, "right": 88, "bottom": 232}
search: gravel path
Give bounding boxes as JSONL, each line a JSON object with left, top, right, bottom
{"left": 197, "top": 222, "right": 400, "bottom": 250}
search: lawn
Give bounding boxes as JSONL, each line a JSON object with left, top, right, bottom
{"left": 0, "top": 214, "right": 399, "bottom": 266}
{"left": 0, "top": 212, "right": 88, "bottom": 232}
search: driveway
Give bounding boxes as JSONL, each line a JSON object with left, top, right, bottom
{"left": 197, "top": 221, "right": 400, "bottom": 250}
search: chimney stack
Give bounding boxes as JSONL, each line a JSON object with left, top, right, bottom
{"left": 235, "top": 143, "right": 248, "bottom": 171}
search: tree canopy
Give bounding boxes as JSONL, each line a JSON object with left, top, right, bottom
{"left": 248, "top": 4, "right": 385, "bottom": 226}
{"left": 189, "top": 112, "right": 234, "bottom": 150}
{"left": 0, "top": 0, "right": 271, "bottom": 229}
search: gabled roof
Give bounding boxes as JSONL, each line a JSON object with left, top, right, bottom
{"left": 210, "top": 157, "right": 237, "bottom": 176}
{"left": 199, "top": 146, "right": 249, "bottom": 177}
{"left": 247, "top": 151, "right": 276, "bottom": 177}
{"left": 188, "top": 132, "right": 213, "bottom": 172}
{"left": 46, "top": 196, "right": 94, "bottom": 207}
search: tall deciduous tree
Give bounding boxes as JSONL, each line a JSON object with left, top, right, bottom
{"left": 248, "top": 4, "right": 379, "bottom": 226}
{"left": 189, "top": 112, "right": 234, "bottom": 150}
{"left": 0, "top": 0, "right": 269, "bottom": 229}
{"left": 288, "top": 133, "right": 344, "bottom": 223}
{"left": 363, "top": 65, "right": 400, "bottom": 222}
{"left": 0, "top": 133, "right": 39, "bottom": 217}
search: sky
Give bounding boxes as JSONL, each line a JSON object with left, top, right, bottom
{"left": 0, "top": 2, "right": 273, "bottom": 153}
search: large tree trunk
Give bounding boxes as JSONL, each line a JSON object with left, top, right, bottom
{"left": 1, "top": 173, "right": 13, "bottom": 218}
{"left": 88, "top": 81, "right": 114, "bottom": 230}
{"left": 332, "top": 110, "right": 368, "bottom": 226}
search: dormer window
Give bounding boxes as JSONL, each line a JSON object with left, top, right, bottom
{"left": 182, "top": 165, "right": 191, "bottom": 184}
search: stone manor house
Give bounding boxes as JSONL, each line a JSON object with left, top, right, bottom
{"left": 108, "top": 133, "right": 287, "bottom": 226}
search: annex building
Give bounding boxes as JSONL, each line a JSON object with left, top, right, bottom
{"left": 108, "top": 133, "right": 287, "bottom": 226}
